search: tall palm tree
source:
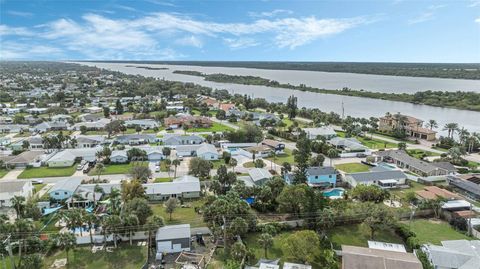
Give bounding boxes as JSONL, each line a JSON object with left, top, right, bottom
{"left": 51, "top": 233, "right": 76, "bottom": 265}
{"left": 10, "top": 196, "right": 26, "bottom": 219}
{"left": 426, "top": 119, "right": 438, "bottom": 130}
{"left": 103, "top": 215, "right": 122, "bottom": 248}
{"left": 145, "top": 215, "right": 165, "bottom": 261}
{"left": 327, "top": 149, "right": 337, "bottom": 167}
{"left": 443, "top": 123, "right": 459, "bottom": 139}
{"left": 84, "top": 214, "right": 99, "bottom": 245}
{"left": 93, "top": 184, "right": 104, "bottom": 208}
{"left": 14, "top": 218, "right": 35, "bottom": 267}
{"left": 229, "top": 158, "right": 237, "bottom": 173}
{"left": 457, "top": 127, "right": 470, "bottom": 145}
{"left": 172, "top": 159, "right": 181, "bottom": 178}
{"left": 94, "top": 163, "right": 105, "bottom": 181}
{"left": 122, "top": 214, "right": 139, "bottom": 245}
{"left": 109, "top": 188, "right": 121, "bottom": 215}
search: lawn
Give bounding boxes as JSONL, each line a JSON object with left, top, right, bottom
{"left": 41, "top": 244, "right": 147, "bottom": 269}
{"left": 406, "top": 219, "right": 472, "bottom": 245}
{"left": 14, "top": 131, "right": 32, "bottom": 138}
{"left": 328, "top": 223, "right": 404, "bottom": 249}
{"left": 335, "top": 131, "right": 396, "bottom": 149}
{"left": 243, "top": 161, "right": 255, "bottom": 168}
{"left": 266, "top": 148, "right": 295, "bottom": 165}
{"left": 407, "top": 149, "right": 440, "bottom": 159}
{"left": 211, "top": 159, "right": 227, "bottom": 169}
{"left": 389, "top": 181, "right": 426, "bottom": 200}
{"left": 187, "top": 122, "right": 233, "bottom": 133}
{"left": 84, "top": 130, "right": 108, "bottom": 135}
{"left": 150, "top": 199, "right": 206, "bottom": 228}
{"left": 243, "top": 231, "right": 290, "bottom": 263}
{"left": 88, "top": 162, "right": 148, "bottom": 176}
{"left": 154, "top": 177, "right": 172, "bottom": 183}
{"left": 33, "top": 183, "right": 46, "bottom": 194}
{"left": 18, "top": 166, "right": 76, "bottom": 179}
{"left": 0, "top": 169, "right": 8, "bottom": 178}
{"left": 335, "top": 163, "right": 370, "bottom": 173}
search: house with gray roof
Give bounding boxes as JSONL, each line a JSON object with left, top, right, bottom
{"left": 156, "top": 224, "right": 191, "bottom": 255}
{"left": 114, "top": 134, "right": 159, "bottom": 145}
{"left": 49, "top": 178, "right": 83, "bottom": 201}
{"left": 328, "top": 137, "right": 371, "bottom": 157}
{"left": 125, "top": 119, "right": 159, "bottom": 130}
{"left": 0, "top": 181, "right": 34, "bottom": 207}
{"left": 239, "top": 168, "right": 273, "bottom": 186}
{"left": 345, "top": 170, "right": 408, "bottom": 188}
{"left": 76, "top": 135, "right": 105, "bottom": 148}
{"left": 144, "top": 175, "right": 201, "bottom": 200}
{"left": 175, "top": 145, "right": 202, "bottom": 157}
{"left": 422, "top": 240, "right": 480, "bottom": 269}
{"left": 110, "top": 150, "right": 128, "bottom": 163}
{"left": 32, "top": 121, "right": 68, "bottom": 133}
{"left": 375, "top": 150, "right": 450, "bottom": 177}
{"left": 162, "top": 135, "right": 205, "bottom": 146}
{"left": 303, "top": 126, "right": 337, "bottom": 140}
{"left": 196, "top": 144, "right": 219, "bottom": 160}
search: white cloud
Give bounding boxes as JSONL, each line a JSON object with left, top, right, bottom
{"left": 175, "top": 35, "right": 203, "bottom": 48}
{"left": 469, "top": 0, "right": 480, "bottom": 7}
{"left": 0, "top": 41, "right": 63, "bottom": 60}
{"left": 248, "top": 9, "right": 293, "bottom": 18}
{"left": 7, "top": 10, "right": 33, "bottom": 17}
{"left": 223, "top": 38, "right": 259, "bottom": 50}
{"left": 408, "top": 5, "right": 445, "bottom": 25}
{"left": 475, "top": 17, "right": 480, "bottom": 24}
{"left": 0, "top": 24, "right": 34, "bottom": 36}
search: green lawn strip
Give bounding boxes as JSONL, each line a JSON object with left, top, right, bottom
{"left": 85, "top": 130, "right": 108, "bottom": 135}
{"left": 187, "top": 122, "right": 233, "bottom": 133}
{"left": 150, "top": 199, "right": 206, "bottom": 228}
{"left": 243, "top": 231, "right": 290, "bottom": 264}
{"left": 335, "top": 131, "right": 396, "bottom": 149}
{"left": 389, "top": 181, "right": 426, "bottom": 200}
{"left": 88, "top": 162, "right": 148, "bottom": 176}
{"left": 406, "top": 219, "right": 472, "bottom": 245}
{"left": 328, "top": 223, "right": 404, "bottom": 249}
{"left": 154, "top": 177, "right": 172, "bottom": 183}
{"left": 0, "top": 169, "right": 8, "bottom": 178}
{"left": 42, "top": 244, "right": 147, "bottom": 269}
{"left": 18, "top": 166, "right": 76, "bottom": 179}
{"left": 335, "top": 163, "right": 370, "bottom": 173}
{"left": 243, "top": 161, "right": 255, "bottom": 168}
{"left": 407, "top": 149, "right": 440, "bottom": 159}
{"left": 265, "top": 148, "right": 295, "bottom": 165}
{"left": 33, "top": 183, "right": 46, "bottom": 193}
{"left": 211, "top": 159, "right": 227, "bottom": 169}
{"left": 14, "top": 132, "right": 32, "bottom": 138}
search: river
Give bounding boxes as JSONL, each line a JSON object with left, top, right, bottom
{"left": 76, "top": 62, "right": 480, "bottom": 134}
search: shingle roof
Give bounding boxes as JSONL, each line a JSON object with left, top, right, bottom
{"left": 341, "top": 245, "right": 422, "bottom": 269}
{"left": 347, "top": 170, "right": 407, "bottom": 183}
{"left": 196, "top": 144, "right": 217, "bottom": 156}
{"left": 307, "top": 166, "right": 336, "bottom": 176}
{"left": 423, "top": 240, "right": 480, "bottom": 269}
{"left": 248, "top": 168, "right": 273, "bottom": 182}
{"left": 1, "top": 181, "right": 30, "bottom": 193}
{"left": 376, "top": 150, "right": 439, "bottom": 174}
{"left": 50, "top": 178, "right": 83, "bottom": 193}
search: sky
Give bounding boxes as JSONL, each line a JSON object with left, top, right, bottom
{"left": 1, "top": 0, "right": 479, "bottom": 62}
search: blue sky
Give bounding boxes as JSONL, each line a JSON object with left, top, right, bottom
{"left": 1, "top": 0, "right": 479, "bottom": 62}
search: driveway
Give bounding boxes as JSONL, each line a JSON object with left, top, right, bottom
{"left": 2, "top": 168, "right": 25, "bottom": 180}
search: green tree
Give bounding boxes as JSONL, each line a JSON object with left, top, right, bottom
{"left": 350, "top": 185, "right": 390, "bottom": 203}
{"left": 228, "top": 217, "right": 248, "bottom": 238}
{"left": 103, "top": 106, "right": 110, "bottom": 118}
{"left": 286, "top": 95, "right": 298, "bottom": 119}
{"left": 94, "top": 163, "right": 105, "bottom": 181}
{"left": 282, "top": 230, "right": 321, "bottom": 265}
{"left": 121, "top": 179, "right": 146, "bottom": 201}
{"left": 229, "top": 158, "right": 238, "bottom": 172}
{"left": 293, "top": 131, "right": 311, "bottom": 184}
{"left": 124, "top": 198, "right": 153, "bottom": 225}
{"left": 122, "top": 213, "right": 139, "bottom": 245}
{"left": 51, "top": 233, "right": 77, "bottom": 265}
{"left": 230, "top": 241, "right": 247, "bottom": 262}
{"left": 103, "top": 215, "right": 122, "bottom": 248}
{"left": 165, "top": 197, "right": 178, "bottom": 221}
{"left": 363, "top": 204, "right": 396, "bottom": 239}
{"left": 115, "top": 99, "right": 124, "bottom": 114}
{"left": 172, "top": 159, "right": 181, "bottom": 178}
{"left": 188, "top": 157, "right": 213, "bottom": 178}
{"left": 129, "top": 164, "right": 152, "bottom": 183}
{"left": 11, "top": 195, "right": 26, "bottom": 219}
{"left": 258, "top": 232, "right": 274, "bottom": 258}
{"left": 398, "top": 142, "right": 407, "bottom": 150}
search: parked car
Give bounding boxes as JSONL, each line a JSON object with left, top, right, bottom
{"left": 76, "top": 163, "right": 84, "bottom": 171}
{"left": 155, "top": 165, "right": 160, "bottom": 172}
{"left": 83, "top": 166, "right": 91, "bottom": 174}
{"left": 31, "top": 179, "right": 43, "bottom": 184}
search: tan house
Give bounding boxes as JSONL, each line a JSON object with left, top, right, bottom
{"left": 379, "top": 112, "right": 436, "bottom": 141}
{"left": 341, "top": 245, "right": 422, "bottom": 269}
{"left": 164, "top": 115, "right": 212, "bottom": 129}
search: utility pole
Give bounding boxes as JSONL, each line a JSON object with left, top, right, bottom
{"left": 341, "top": 100, "right": 345, "bottom": 120}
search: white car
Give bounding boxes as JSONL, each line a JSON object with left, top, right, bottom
{"left": 155, "top": 165, "right": 160, "bottom": 172}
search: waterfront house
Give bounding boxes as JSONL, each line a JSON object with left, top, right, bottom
{"left": 303, "top": 126, "right": 337, "bottom": 140}
{"left": 379, "top": 112, "right": 436, "bottom": 141}
{"left": 375, "top": 150, "right": 450, "bottom": 176}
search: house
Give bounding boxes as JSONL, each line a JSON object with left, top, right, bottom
{"left": 200, "top": 97, "right": 220, "bottom": 108}
{"left": 124, "top": 119, "right": 159, "bottom": 130}
{"left": 115, "top": 134, "right": 159, "bottom": 145}
{"left": 49, "top": 178, "right": 83, "bottom": 201}
{"left": 415, "top": 186, "right": 460, "bottom": 201}
{"left": 447, "top": 174, "right": 480, "bottom": 200}
{"left": 375, "top": 150, "right": 450, "bottom": 177}
{"left": 303, "top": 126, "right": 337, "bottom": 140}
{"left": 421, "top": 240, "right": 480, "bottom": 269}
{"left": 164, "top": 114, "right": 212, "bottom": 129}
{"left": 345, "top": 170, "right": 408, "bottom": 189}
{"left": 0, "top": 150, "right": 44, "bottom": 168}
{"left": 79, "top": 113, "right": 104, "bottom": 122}
{"left": 110, "top": 150, "right": 128, "bottom": 163}
{"left": 144, "top": 175, "right": 201, "bottom": 200}
{"left": 261, "top": 139, "right": 285, "bottom": 153}
{"left": 196, "top": 144, "right": 219, "bottom": 160}
{"left": 0, "top": 181, "right": 34, "bottom": 207}
{"left": 306, "top": 167, "right": 337, "bottom": 187}
{"left": 341, "top": 245, "right": 422, "bottom": 269}
{"left": 83, "top": 106, "right": 102, "bottom": 114}
{"left": 176, "top": 145, "right": 202, "bottom": 157}
{"left": 47, "top": 148, "right": 99, "bottom": 167}
{"left": 328, "top": 137, "right": 371, "bottom": 157}
{"left": 163, "top": 135, "right": 205, "bottom": 146}
{"left": 219, "top": 103, "right": 235, "bottom": 112}
{"left": 51, "top": 114, "right": 72, "bottom": 122}
{"left": 28, "top": 135, "right": 44, "bottom": 149}
{"left": 245, "top": 145, "right": 273, "bottom": 158}
{"left": 76, "top": 135, "right": 105, "bottom": 148}
{"left": 73, "top": 118, "right": 110, "bottom": 130}
{"left": 0, "top": 124, "right": 28, "bottom": 133}
{"left": 137, "top": 146, "right": 166, "bottom": 161}
{"left": 379, "top": 112, "right": 436, "bottom": 141}
{"left": 156, "top": 224, "right": 191, "bottom": 255}
{"left": 239, "top": 168, "right": 273, "bottom": 186}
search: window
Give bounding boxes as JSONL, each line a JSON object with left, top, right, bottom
{"left": 55, "top": 192, "right": 59, "bottom": 195}
{"left": 329, "top": 175, "right": 332, "bottom": 178}
{"left": 315, "top": 176, "right": 318, "bottom": 179}
{"left": 64, "top": 192, "right": 68, "bottom": 195}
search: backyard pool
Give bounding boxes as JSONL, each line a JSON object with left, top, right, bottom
{"left": 323, "top": 188, "right": 345, "bottom": 199}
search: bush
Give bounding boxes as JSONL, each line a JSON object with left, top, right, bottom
{"left": 406, "top": 236, "right": 420, "bottom": 249}
{"left": 394, "top": 223, "right": 416, "bottom": 240}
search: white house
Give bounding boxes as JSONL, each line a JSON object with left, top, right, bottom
{"left": 125, "top": 119, "right": 159, "bottom": 130}
{"left": 196, "top": 144, "right": 219, "bottom": 160}
{"left": 0, "top": 181, "right": 34, "bottom": 207}
{"left": 110, "top": 150, "right": 128, "bottom": 163}
{"left": 47, "top": 148, "right": 99, "bottom": 167}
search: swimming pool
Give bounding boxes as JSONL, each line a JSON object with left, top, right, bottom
{"left": 323, "top": 188, "right": 345, "bottom": 198}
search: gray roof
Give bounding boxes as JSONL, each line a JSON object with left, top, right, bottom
{"left": 50, "top": 178, "right": 83, "bottom": 193}
{"left": 347, "top": 170, "right": 407, "bottom": 183}
{"left": 307, "top": 166, "right": 336, "bottom": 176}
{"left": 144, "top": 176, "right": 200, "bottom": 195}
{"left": 376, "top": 150, "right": 439, "bottom": 174}
{"left": 110, "top": 150, "right": 128, "bottom": 158}
{"left": 329, "top": 137, "right": 368, "bottom": 150}
{"left": 156, "top": 224, "right": 191, "bottom": 241}
{"left": 115, "top": 134, "right": 157, "bottom": 143}
{"left": 162, "top": 135, "right": 204, "bottom": 145}
{"left": 76, "top": 135, "right": 104, "bottom": 143}
{"left": 423, "top": 240, "right": 480, "bottom": 269}
{"left": 1, "top": 181, "right": 30, "bottom": 193}
{"left": 342, "top": 245, "right": 422, "bottom": 269}
{"left": 196, "top": 144, "right": 217, "bottom": 156}
{"left": 432, "top": 162, "right": 457, "bottom": 172}
{"left": 248, "top": 168, "right": 273, "bottom": 183}
{"left": 303, "top": 126, "right": 336, "bottom": 137}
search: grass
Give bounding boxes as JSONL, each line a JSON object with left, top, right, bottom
{"left": 84, "top": 130, "right": 108, "bottom": 135}
{"left": 18, "top": 166, "right": 76, "bottom": 179}
{"left": 243, "top": 231, "right": 290, "bottom": 264}
{"left": 33, "top": 183, "right": 46, "bottom": 193}
{"left": 154, "top": 177, "right": 172, "bottom": 183}
{"left": 211, "top": 159, "right": 227, "bottom": 169}
{"left": 150, "top": 199, "right": 206, "bottom": 228}
{"left": 389, "top": 181, "right": 426, "bottom": 200}
{"left": 14, "top": 131, "right": 32, "bottom": 138}
{"left": 243, "top": 161, "right": 255, "bottom": 168}
{"left": 406, "top": 219, "right": 472, "bottom": 245}
{"left": 266, "top": 148, "right": 295, "bottom": 165}
{"left": 407, "top": 149, "right": 440, "bottom": 159}
{"left": 88, "top": 162, "right": 148, "bottom": 176}
{"left": 41, "top": 244, "right": 147, "bottom": 269}
{"left": 0, "top": 169, "right": 8, "bottom": 178}
{"left": 335, "top": 163, "right": 370, "bottom": 173}
{"left": 187, "top": 122, "right": 233, "bottom": 133}
{"left": 328, "top": 223, "right": 404, "bottom": 249}
{"left": 336, "top": 131, "right": 396, "bottom": 149}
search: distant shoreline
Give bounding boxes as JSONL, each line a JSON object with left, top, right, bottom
{"left": 82, "top": 60, "right": 480, "bottom": 80}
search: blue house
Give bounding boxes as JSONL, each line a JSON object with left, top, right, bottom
{"left": 49, "top": 178, "right": 83, "bottom": 201}
{"left": 285, "top": 166, "right": 337, "bottom": 187}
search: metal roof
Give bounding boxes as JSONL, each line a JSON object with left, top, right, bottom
{"left": 156, "top": 224, "right": 191, "bottom": 241}
{"left": 248, "top": 168, "right": 273, "bottom": 182}
{"left": 307, "top": 166, "right": 336, "bottom": 176}
{"left": 347, "top": 170, "right": 407, "bottom": 183}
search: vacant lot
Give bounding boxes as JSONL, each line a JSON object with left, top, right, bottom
{"left": 335, "top": 163, "right": 370, "bottom": 173}
{"left": 187, "top": 122, "right": 233, "bottom": 133}
{"left": 18, "top": 166, "right": 76, "bottom": 179}
{"left": 150, "top": 199, "right": 206, "bottom": 228}
{"left": 266, "top": 148, "right": 295, "bottom": 165}
{"left": 328, "top": 223, "right": 404, "bottom": 249}
{"left": 406, "top": 219, "right": 472, "bottom": 245}
{"left": 88, "top": 162, "right": 148, "bottom": 176}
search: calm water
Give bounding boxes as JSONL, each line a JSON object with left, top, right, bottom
{"left": 76, "top": 62, "right": 480, "bottom": 134}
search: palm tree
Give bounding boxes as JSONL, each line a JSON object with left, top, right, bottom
{"left": 146, "top": 215, "right": 165, "bottom": 261}
{"left": 466, "top": 133, "right": 479, "bottom": 153}
{"left": 93, "top": 184, "right": 104, "bottom": 208}
{"left": 172, "top": 159, "right": 181, "bottom": 178}
{"left": 443, "top": 123, "right": 459, "bottom": 139}
{"left": 94, "top": 163, "right": 105, "bottom": 181}
{"left": 109, "top": 189, "right": 121, "bottom": 215}
{"left": 257, "top": 233, "right": 273, "bottom": 258}
{"left": 327, "top": 149, "right": 337, "bottom": 167}
{"left": 51, "top": 233, "right": 77, "bottom": 265}
{"left": 10, "top": 196, "right": 26, "bottom": 219}
{"left": 103, "top": 215, "right": 122, "bottom": 248}
{"left": 122, "top": 214, "right": 139, "bottom": 245}
{"left": 426, "top": 119, "right": 438, "bottom": 130}
{"left": 229, "top": 158, "right": 237, "bottom": 173}
{"left": 457, "top": 127, "right": 470, "bottom": 146}
{"left": 84, "top": 214, "right": 99, "bottom": 245}
{"left": 14, "top": 218, "right": 35, "bottom": 267}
